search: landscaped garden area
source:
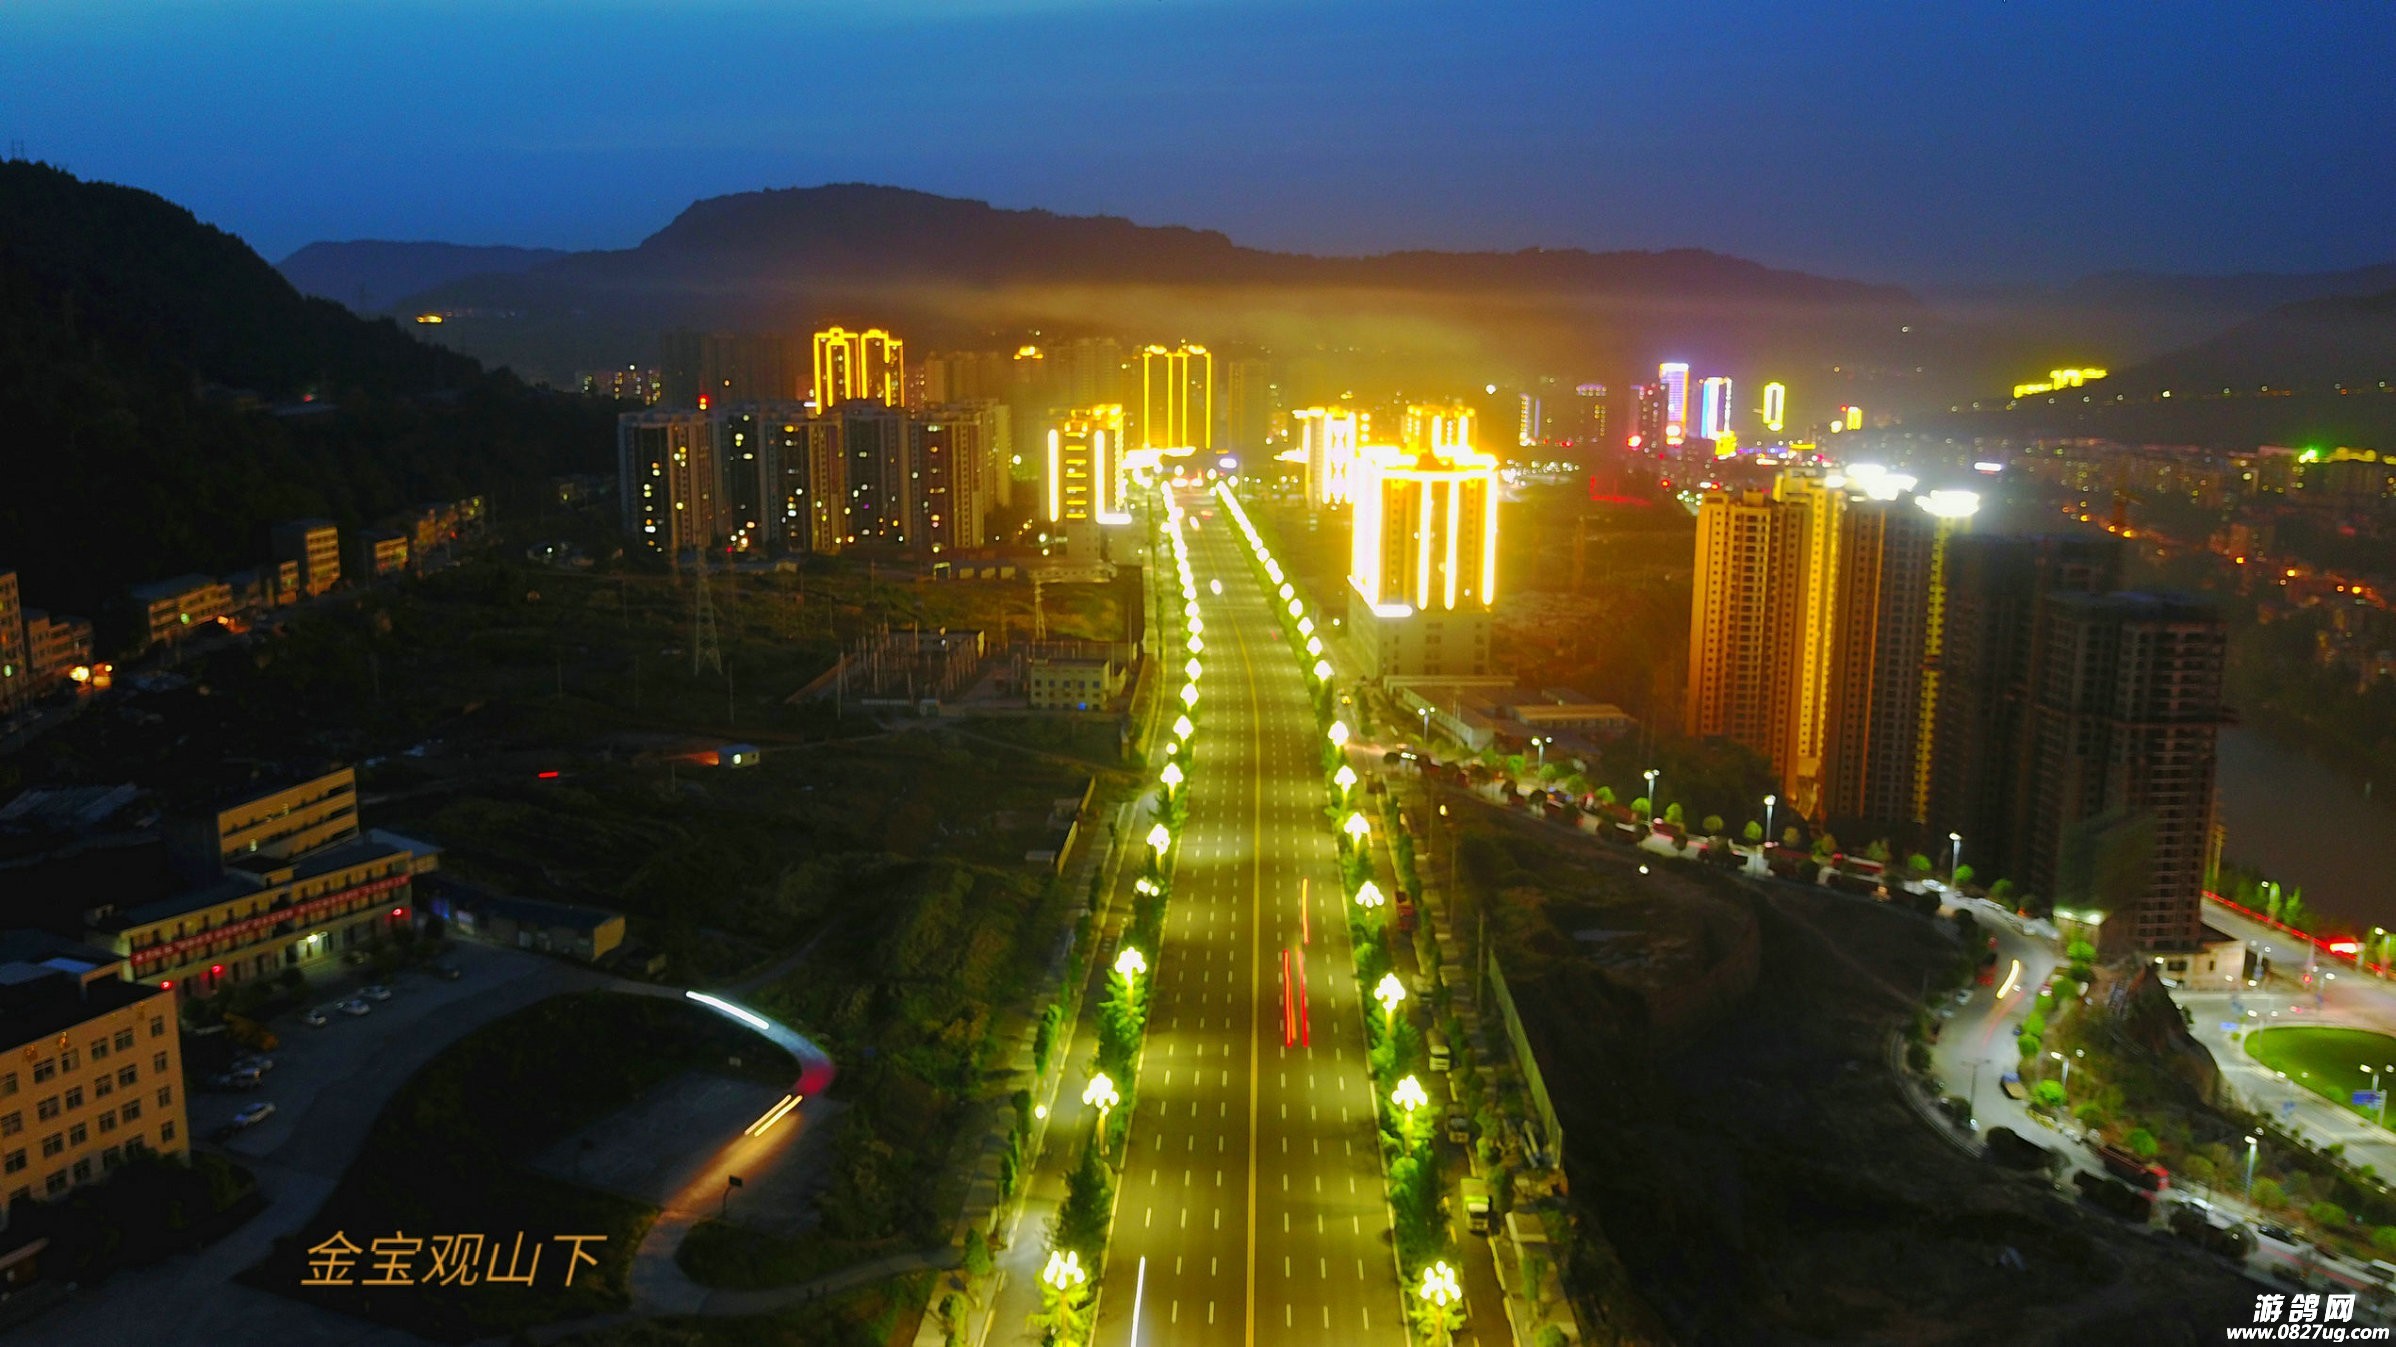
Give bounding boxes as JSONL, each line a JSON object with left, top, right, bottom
{"left": 2245, "top": 1025, "right": 2396, "bottom": 1124}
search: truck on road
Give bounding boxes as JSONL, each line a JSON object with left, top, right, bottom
{"left": 1460, "top": 1177, "right": 1491, "bottom": 1234}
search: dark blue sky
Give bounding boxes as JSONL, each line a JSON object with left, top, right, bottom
{"left": 17, "top": 0, "right": 2393, "bottom": 286}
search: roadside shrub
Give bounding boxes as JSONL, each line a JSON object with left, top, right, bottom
{"left": 2373, "top": 1226, "right": 2396, "bottom": 1254}
{"left": 2126, "top": 1128, "right": 2159, "bottom": 1161}
{"left": 2253, "top": 1178, "right": 2287, "bottom": 1210}
{"left": 2030, "top": 1080, "right": 2066, "bottom": 1110}
{"left": 2308, "top": 1200, "right": 2350, "bottom": 1230}
{"left": 1907, "top": 1042, "right": 1933, "bottom": 1072}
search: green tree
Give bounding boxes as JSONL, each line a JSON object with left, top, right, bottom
{"left": 1989, "top": 877, "right": 2016, "bottom": 904}
{"left": 1053, "top": 1141, "right": 1116, "bottom": 1258}
{"left": 1743, "top": 819, "right": 1764, "bottom": 843}
{"left": 2016, "top": 1031, "right": 2041, "bottom": 1059}
{"left": 1953, "top": 864, "right": 1976, "bottom": 888}
{"left": 963, "top": 1227, "right": 994, "bottom": 1278}
{"left": 2066, "top": 939, "right": 2099, "bottom": 965}
{"left": 1630, "top": 797, "right": 1650, "bottom": 817}
{"left": 1782, "top": 825, "right": 1802, "bottom": 848}
{"left": 2283, "top": 888, "right": 2314, "bottom": 932}
{"left": 1593, "top": 785, "right": 1615, "bottom": 806}
{"left": 1701, "top": 814, "right": 1725, "bottom": 836}
{"left": 2030, "top": 1079, "right": 2067, "bottom": 1110}
{"left": 1664, "top": 802, "right": 1684, "bottom": 825}
{"left": 2308, "top": 1200, "right": 2349, "bottom": 1229}
{"left": 2372, "top": 1226, "right": 2396, "bottom": 1254}
{"left": 1813, "top": 830, "right": 1840, "bottom": 859}
{"left": 2020, "top": 1011, "right": 2047, "bottom": 1039}
{"left": 1865, "top": 838, "right": 1892, "bottom": 863}
{"left": 2253, "top": 1177, "right": 2286, "bottom": 1210}
{"left": 1907, "top": 853, "right": 1933, "bottom": 875}
{"left": 2126, "top": 1128, "right": 2159, "bottom": 1161}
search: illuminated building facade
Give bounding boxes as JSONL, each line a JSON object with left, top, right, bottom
{"left": 1517, "top": 393, "right": 1542, "bottom": 448}
{"left": 1347, "top": 441, "right": 1500, "bottom": 678}
{"left": 271, "top": 519, "right": 342, "bottom": 598}
{"left": 1223, "top": 357, "right": 1275, "bottom": 451}
{"left": 1699, "top": 376, "right": 1733, "bottom": 443}
{"left": 0, "top": 572, "right": 30, "bottom": 715}
{"left": 1139, "top": 345, "right": 1213, "bottom": 453}
{"left": 908, "top": 404, "right": 1007, "bottom": 553}
{"left": 1400, "top": 403, "right": 1475, "bottom": 457}
{"left": 714, "top": 403, "right": 844, "bottom": 555}
{"left": 1297, "top": 407, "right": 1366, "bottom": 508}
{"left": 812, "top": 327, "right": 905, "bottom": 408}
{"left": 1761, "top": 381, "right": 1787, "bottom": 434}
{"left": 618, "top": 410, "right": 720, "bottom": 556}
{"left": 1047, "top": 405, "right": 1126, "bottom": 550}
{"left": 1659, "top": 363, "right": 1689, "bottom": 445}
{"left": 840, "top": 403, "right": 910, "bottom": 543}
{"left": 0, "top": 931, "right": 189, "bottom": 1210}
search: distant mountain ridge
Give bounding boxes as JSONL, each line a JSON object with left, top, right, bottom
{"left": 310, "top": 182, "right": 1925, "bottom": 386}
{"left": 2118, "top": 286, "right": 2396, "bottom": 393}
{"left": 277, "top": 240, "right": 568, "bottom": 313}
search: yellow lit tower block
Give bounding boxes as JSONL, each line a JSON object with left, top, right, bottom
{"left": 1762, "top": 381, "right": 1787, "bottom": 434}
{"left": 1297, "top": 407, "right": 1367, "bottom": 508}
{"left": 1139, "top": 344, "right": 1212, "bottom": 456}
{"left": 1347, "top": 432, "right": 1500, "bottom": 679}
{"left": 1046, "top": 404, "right": 1126, "bottom": 554}
{"left": 812, "top": 327, "right": 905, "bottom": 407}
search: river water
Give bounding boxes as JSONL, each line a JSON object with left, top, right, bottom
{"left": 2215, "top": 727, "right": 2396, "bottom": 933}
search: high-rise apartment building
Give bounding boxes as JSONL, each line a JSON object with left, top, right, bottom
{"left": 1139, "top": 345, "right": 1213, "bottom": 454}
{"left": 1630, "top": 383, "right": 1664, "bottom": 449}
{"left": 618, "top": 410, "right": 720, "bottom": 557}
{"left": 813, "top": 327, "right": 904, "bottom": 408}
{"left": 1927, "top": 534, "right": 2123, "bottom": 890}
{"left": 1516, "top": 392, "right": 1543, "bottom": 448}
{"left": 909, "top": 404, "right": 1006, "bottom": 553}
{"left": 921, "top": 350, "right": 1010, "bottom": 405}
{"left": 1761, "top": 381, "right": 1787, "bottom": 434}
{"left": 1401, "top": 404, "right": 1475, "bottom": 457}
{"left": 271, "top": 519, "right": 342, "bottom": 598}
{"left": 1572, "top": 383, "right": 1608, "bottom": 445}
{"left": 661, "top": 331, "right": 796, "bottom": 409}
{"left": 714, "top": 403, "right": 826, "bottom": 554}
{"left": 2020, "top": 593, "right": 2226, "bottom": 954}
{"left": 1684, "top": 486, "right": 1816, "bottom": 782}
{"left": 1057, "top": 338, "right": 1126, "bottom": 409}
{"left": 1297, "top": 407, "right": 1366, "bottom": 508}
{"left": 840, "top": 403, "right": 911, "bottom": 544}
{"left": 1222, "top": 358, "right": 1275, "bottom": 453}
{"left": 1348, "top": 440, "right": 1500, "bottom": 678}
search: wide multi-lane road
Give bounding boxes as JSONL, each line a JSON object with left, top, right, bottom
{"left": 1089, "top": 489, "right": 1406, "bottom": 1346}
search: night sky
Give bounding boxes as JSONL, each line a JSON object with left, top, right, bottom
{"left": 17, "top": 0, "right": 2394, "bottom": 286}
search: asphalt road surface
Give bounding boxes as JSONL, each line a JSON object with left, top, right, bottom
{"left": 1089, "top": 490, "right": 1407, "bottom": 1346}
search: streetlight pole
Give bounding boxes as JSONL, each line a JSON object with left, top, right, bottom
{"left": 1532, "top": 737, "right": 1547, "bottom": 770}
{"left": 1763, "top": 794, "right": 1776, "bottom": 848}
{"left": 2245, "top": 1134, "right": 2260, "bottom": 1196}
{"left": 1949, "top": 831, "right": 1963, "bottom": 892}
{"left": 1643, "top": 769, "right": 1660, "bottom": 826}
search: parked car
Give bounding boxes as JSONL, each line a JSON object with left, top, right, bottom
{"left": 432, "top": 963, "right": 462, "bottom": 981}
{"left": 301, "top": 1007, "right": 332, "bottom": 1028}
{"left": 208, "top": 1068, "right": 263, "bottom": 1091}
{"left": 360, "top": 984, "right": 393, "bottom": 1002}
{"left": 339, "top": 999, "right": 372, "bottom": 1017}
{"left": 230, "top": 1101, "right": 277, "bottom": 1130}
{"left": 231, "top": 1054, "right": 274, "bottom": 1075}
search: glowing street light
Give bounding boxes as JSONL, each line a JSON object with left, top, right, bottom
{"left": 1643, "top": 768, "right": 1660, "bottom": 824}
{"left": 1288, "top": 597, "right": 1304, "bottom": 618}
{"left": 1763, "top": 794, "right": 1777, "bottom": 845}
{"left": 1188, "top": 614, "right": 1204, "bottom": 634}
{"left": 1185, "top": 656, "right": 1203, "bottom": 681}
{"left": 1328, "top": 720, "right": 1350, "bottom": 747}
{"left": 1355, "top": 879, "right": 1386, "bottom": 911}
{"left": 1180, "top": 682, "right": 1200, "bottom": 708}
{"left": 1083, "top": 1071, "right": 1120, "bottom": 1146}
{"left": 1159, "top": 761, "right": 1184, "bottom": 795}
{"left": 1173, "top": 714, "right": 1194, "bottom": 741}
{"left": 1297, "top": 616, "right": 1314, "bottom": 636}
{"left": 1313, "top": 659, "right": 1334, "bottom": 681}
{"left": 1306, "top": 636, "right": 1323, "bottom": 656}
{"left": 1188, "top": 634, "right": 1204, "bottom": 654}
{"left": 1146, "top": 822, "right": 1171, "bottom": 858}
{"left": 1042, "top": 1249, "right": 1087, "bottom": 1295}
{"left": 1343, "top": 811, "right": 1371, "bottom": 846}
{"left": 1418, "top": 1260, "right": 1462, "bottom": 1318}
{"left": 1392, "top": 1073, "right": 1430, "bottom": 1115}
{"left": 1374, "top": 970, "right": 1407, "bottom": 1019}
{"left": 1333, "top": 764, "right": 1359, "bottom": 797}
{"left": 1114, "top": 946, "right": 1147, "bottom": 985}
{"left": 1278, "top": 582, "right": 1295, "bottom": 601}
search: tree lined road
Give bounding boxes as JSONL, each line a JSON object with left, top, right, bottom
{"left": 1090, "top": 490, "right": 1405, "bottom": 1346}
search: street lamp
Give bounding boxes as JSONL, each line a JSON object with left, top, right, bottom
{"left": 1185, "top": 656, "right": 1203, "bottom": 682}
{"left": 1355, "top": 879, "right": 1386, "bottom": 911}
{"left": 1948, "top": 831, "right": 1964, "bottom": 890}
{"left": 1334, "top": 764, "right": 1359, "bottom": 798}
{"left": 1417, "top": 1261, "right": 1463, "bottom": 1347}
{"left": 1083, "top": 1071, "right": 1119, "bottom": 1148}
{"left": 1146, "top": 822, "right": 1171, "bottom": 858}
{"left": 1288, "top": 597, "right": 1304, "bottom": 618}
{"left": 1313, "top": 659, "right": 1334, "bottom": 681}
{"left": 1328, "top": 720, "right": 1350, "bottom": 747}
{"left": 1174, "top": 714, "right": 1194, "bottom": 741}
{"left": 1763, "top": 794, "right": 1776, "bottom": 846}
{"left": 2245, "top": 1133, "right": 2260, "bottom": 1196}
{"left": 1115, "top": 946, "right": 1147, "bottom": 986}
{"left": 1374, "top": 970, "right": 1406, "bottom": 1020}
{"left": 1180, "top": 682, "right": 1199, "bottom": 709}
{"left": 1306, "top": 636, "right": 1323, "bottom": 657}
{"left": 1642, "top": 768, "right": 1660, "bottom": 824}
{"left": 1392, "top": 1074, "right": 1430, "bottom": 1148}
{"left": 2048, "top": 1050, "right": 2071, "bottom": 1092}
{"left": 1343, "top": 811, "right": 1370, "bottom": 847}
{"left": 1042, "top": 1249, "right": 1087, "bottom": 1298}
{"left": 1159, "top": 762, "right": 1184, "bottom": 796}
{"left": 1531, "top": 736, "right": 1548, "bottom": 769}
{"left": 1298, "top": 616, "right": 1314, "bottom": 636}
{"left": 1419, "top": 706, "right": 1432, "bottom": 741}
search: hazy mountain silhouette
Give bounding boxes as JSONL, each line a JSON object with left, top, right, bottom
{"left": 356, "top": 183, "right": 1925, "bottom": 389}
{"left": 278, "top": 240, "right": 568, "bottom": 313}
{"left": 2116, "top": 287, "right": 2396, "bottom": 393}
